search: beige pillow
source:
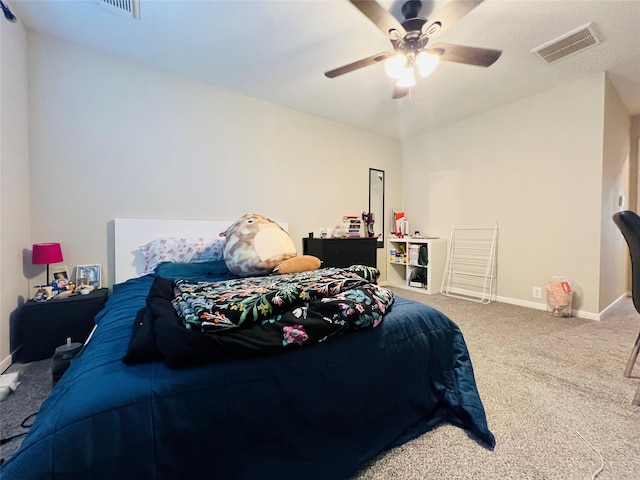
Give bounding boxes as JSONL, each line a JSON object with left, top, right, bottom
{"left": 273, "top": 255, "right": 322, "bottom": 274}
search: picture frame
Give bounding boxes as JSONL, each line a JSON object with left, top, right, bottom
{"left": 76, "top": 264, "right": 101, "bottom": 288}
{"left": 32, "top": 285, "right": 53, "bottom": 301}
{"left": 50, "top": 265, "right": 70, "bottom": 285}
{"left": 50, "top": 265, "right": 71, "bottom": 294}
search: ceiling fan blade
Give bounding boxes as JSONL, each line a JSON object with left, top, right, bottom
{"left": 325, "top": 52, "right": 395, "bottom": 78}
{"left": 422, "top": 0, "right": 484, "bottom": 37}
{"left": 349, "top": 0, "right": 406, "bottom": 39}
{"left": 429, "top": 43, "right": 502, "bottom": 67}
{"left": 392, "top": 85, "right": 410, "bottom": 100}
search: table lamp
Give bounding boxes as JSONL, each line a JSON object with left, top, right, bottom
{"left": 32, "top": 243, "right": 63, "bottom": 285}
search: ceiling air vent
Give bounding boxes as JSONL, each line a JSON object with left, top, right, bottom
{"left": 531, "top": 22, "right": 601, "bottom": 65}
{"left": 95, "top": 0, "right": 140, "bottom": 20}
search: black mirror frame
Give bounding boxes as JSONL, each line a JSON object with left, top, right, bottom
{"left": 368, "top": 168, "right": 385, "bottom": 248}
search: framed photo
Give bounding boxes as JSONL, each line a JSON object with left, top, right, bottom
{"left": 76, "top": 264, "right": 101, "bottom": 288}
{"left": 50, "top": 265, "right": 70, "bottom": 291}
{"left": 32, "top": 285, "right": 53, "bottom": 301}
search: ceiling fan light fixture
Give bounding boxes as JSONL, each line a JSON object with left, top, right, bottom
{"left": 396, "top": 67, "right": 416, "bottom": 87}
{"left": 416, "top": 51, "right": 440, "bottom": 77}
{"left": 423, "top": 21, "right": 441, "bottom": 36}
{"left": 384, "top": 54, "right": 407, "bottom": 79}
{"left": 389, "top": 29, "right": 401, "bottom": 40}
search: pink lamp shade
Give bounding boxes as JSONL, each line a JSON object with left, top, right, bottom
{"left": 32, "top": 243, "right": 63, "bottom": 265}
{"left": 32, "top": 243, "right": 63, "bottom": 285}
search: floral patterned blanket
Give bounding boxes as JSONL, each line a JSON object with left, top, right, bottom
{"left": 172, "top": 265, "right": 390, "bottom": 331}
{"left": 124, "top": 265, "right": 394, "bottom": 367}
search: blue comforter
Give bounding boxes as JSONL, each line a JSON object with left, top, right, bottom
{"left": 2, "top": 274, "right": 494, "bottom": 480}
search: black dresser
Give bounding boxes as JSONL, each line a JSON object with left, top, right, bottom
{"left": 303, "top": 237, "right": 377, "bottom": 268}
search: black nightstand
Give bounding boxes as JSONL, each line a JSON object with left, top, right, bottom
{"left": 17, "top": 288, "right": 109, "bottom": 362}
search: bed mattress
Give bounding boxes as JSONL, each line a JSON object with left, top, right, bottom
{"left": 2, "top": 273, "right": 494, "bottom": 480}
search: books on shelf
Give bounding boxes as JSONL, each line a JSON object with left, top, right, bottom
{"left": 408, "top": 245, "right": 420, "bottom": 265}
{"left": 393, "top": 211, "right": 408, "bottom": 236}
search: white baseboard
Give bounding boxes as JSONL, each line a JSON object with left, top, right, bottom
{"left": 0, "top": 345, "right": 23, "bottom": 373}
{"left": 597, "top": 292, "right": 630, "bottom": 318}
{"left": 505, "top": 291, "right": 629, "bottom": 321}
{"left": 495, "top": 294, "right": 604, "bottom": 321}
{"left": 380, "top": 282, "right": 624, "bottom": 322}
{"left": 437, "top": 285, "right": 603, "bottom": 320}
{"left": 0, "top": 353, "right": 13, "bottom": 373}
{"left": 495, "top": 295, "right": 547, "bottom": 311}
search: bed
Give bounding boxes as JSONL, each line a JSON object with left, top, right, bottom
{"left": 2, "top": 218, "right": 495, "bottom": 480}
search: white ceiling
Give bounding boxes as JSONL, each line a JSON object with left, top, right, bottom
{"left": 8, "top": 0, "right": 640, "bottom": 139}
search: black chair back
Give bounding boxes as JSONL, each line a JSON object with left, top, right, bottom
{"left": 613, "top": 211, "right": 640, "bottom": 313}
{"left": 612, "top": 211, "right": 640, "bottom": 400}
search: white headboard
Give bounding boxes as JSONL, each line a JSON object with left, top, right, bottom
{"left": 113, "top": 218, "right": 288, "bottom": 284}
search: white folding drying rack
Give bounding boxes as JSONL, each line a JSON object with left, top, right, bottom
{"left": 441, "top": 224, "right": 498, "bottom": 304}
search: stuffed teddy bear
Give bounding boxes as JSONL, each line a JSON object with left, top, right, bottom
{"left": 221, "top": 213, "right": 296, "bottom": 277}
{"left": 221, "top": 213, "right": 322, "bottom": 277}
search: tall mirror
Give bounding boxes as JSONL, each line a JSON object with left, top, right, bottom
{"left": 368, "top": 168, "right": 385, "bottom": 248}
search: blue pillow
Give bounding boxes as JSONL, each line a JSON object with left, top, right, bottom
{"left": 154, "top": 260, "right": 236, "bottom": 282}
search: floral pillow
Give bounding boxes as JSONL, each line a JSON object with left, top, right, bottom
{"left": 140, "top": 237, "right": 224, "bottom": 273}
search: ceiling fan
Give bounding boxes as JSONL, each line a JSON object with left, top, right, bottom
{"left": 325, "top": 0, "right": 502, "bottom": 99}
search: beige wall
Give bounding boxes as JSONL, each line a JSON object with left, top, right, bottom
{"left": 27, "top": 32, "right": 402, "bottom": 290}
{"left": 0, "top": 18, "right": 31, "bottom": 368}
{"left": 599, "top": 76, "right": 631, "bottom": 311}
{"left": 402, "top": 75, "right": 611, "bottom": 316}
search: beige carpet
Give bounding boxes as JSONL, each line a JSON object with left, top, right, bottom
{"left": 355, "top": 289, "right": 640, "bottom": 480}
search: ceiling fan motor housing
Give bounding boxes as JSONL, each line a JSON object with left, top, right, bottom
{"left": 402, "top": 17, "right": 426, "bottom": 34}
{"left": 397, "top": 0, "right": 429, "bottom": 52}
{"left": 396, "top": 22, "right": 430, "bottom": 54}
{"left": 401, "top": 0, "right": 423, "bottom": 20}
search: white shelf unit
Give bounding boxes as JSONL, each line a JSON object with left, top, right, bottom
{"left": 386, "top": 238, "right": 447, "bottom": 294}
